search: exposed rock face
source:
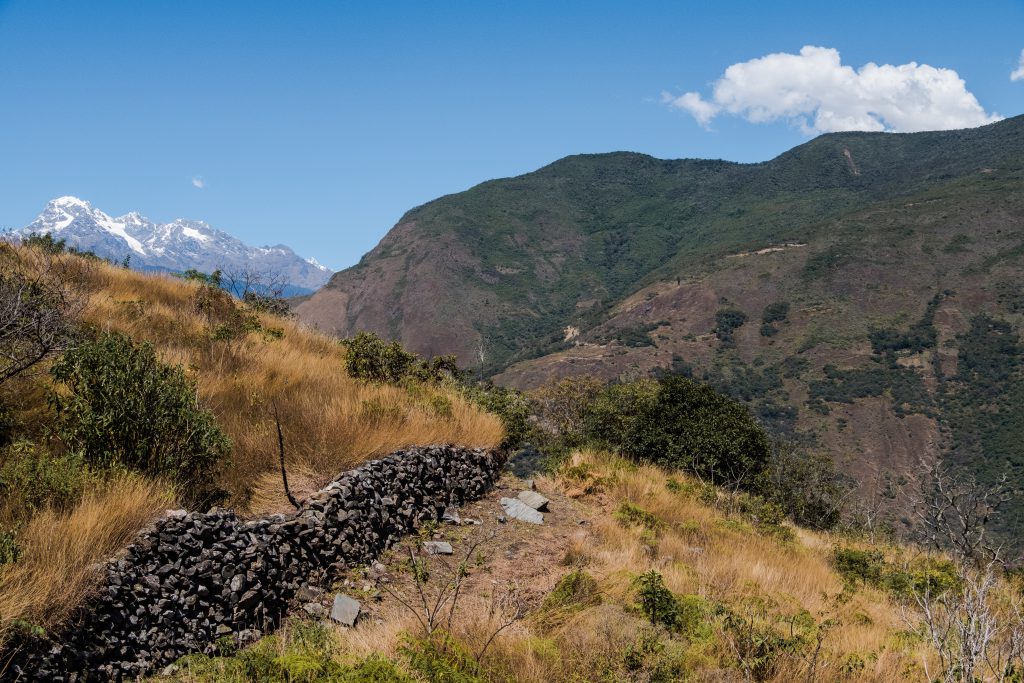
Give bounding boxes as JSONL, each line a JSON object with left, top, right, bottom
{"left": 3, "top": 445, "right": 504, "bottom": 681}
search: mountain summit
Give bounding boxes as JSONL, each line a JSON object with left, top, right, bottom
{"left": 13, "top": 197, "right": 332, "bottom": 292}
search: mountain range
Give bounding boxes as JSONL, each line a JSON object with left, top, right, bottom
{"left": 295, "top": 114, "right": 1024, "bottom": 534}
{"left": 12, "top": 196, "right": 332, "bottom": 293}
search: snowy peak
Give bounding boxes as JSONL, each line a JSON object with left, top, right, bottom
{"left": 14, "top": 197, "right": 332, "bottom": 291}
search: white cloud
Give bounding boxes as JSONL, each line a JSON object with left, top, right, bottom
{"left": 1012, "top": 49, "right": 1024, "bottom": 81}
{"left": 666, "top": 45, "right": 1001, "bottom": 134}
{"left": 191, "top": 176, "right": 205, "bottom": 189}
{"left": 662, "top": 90, "right": 719, "bottom": 127}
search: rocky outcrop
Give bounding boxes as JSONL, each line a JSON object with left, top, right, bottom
{"left": 2, "top": 445, "right": 504, "bottom": 681}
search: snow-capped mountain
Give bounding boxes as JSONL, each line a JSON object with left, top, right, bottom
{"left": 12, "top": 196, "right": 333, "bottom": 292}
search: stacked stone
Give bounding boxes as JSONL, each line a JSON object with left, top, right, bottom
{"left": 3, "top": 445, "right": 503, "bottom": 681}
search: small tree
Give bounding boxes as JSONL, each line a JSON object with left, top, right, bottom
{"left": 759, "top": 444, "right": 847, "bottom": 530}
{"left": 50, "top": 332, "right": 230, "bottom": 505}
{"left": 529, "top": 375, "right": 606, "bottom": 450}
{"left": 0, "top": 244, "right": 83, "bottom": 386}
{"left": 904, "top": 462, "right": 1024, "bottom": 683}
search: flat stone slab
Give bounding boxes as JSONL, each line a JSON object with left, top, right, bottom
{"left": 517, "top": 490, "right": 550, "bottom": 511}
{"left": 500, "top": 497, "right": 544, "bottom": 524}
{"left": 441, "top": 506, "right": 462, "bottom": 524}
{"left": 423, "top": 541, "right": 454, "bottom": 555}
{"left": 330, "top": 594, "right": 361, "bottom": 626}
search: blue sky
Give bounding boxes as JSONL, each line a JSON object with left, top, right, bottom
{"left": 1, "top": 1, "right": 1022, "bottom": 270}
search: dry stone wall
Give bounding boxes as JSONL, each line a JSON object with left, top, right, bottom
{"left": 3, "top": 445, "right": 504, "bottom": 681}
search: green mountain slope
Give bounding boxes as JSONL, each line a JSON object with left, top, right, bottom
{"left": 296, "top": 115, "right": 1024, "bottom": 531}
{"left": 298, "top": 116, "right": 1023, "bottom": 372}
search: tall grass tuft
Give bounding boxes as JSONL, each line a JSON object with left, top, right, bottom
{"left": 0, "top": 474, "right": 172, "bottom": 649}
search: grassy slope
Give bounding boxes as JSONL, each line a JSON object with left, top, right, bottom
{"left": 72, "top": 259, "right": 502, "bottom": 508}
{"left": 159, "top": 450, "right": 973, "bottom": 683}
{"left": 0, "top": 252, "right": 503, "bottom": 648}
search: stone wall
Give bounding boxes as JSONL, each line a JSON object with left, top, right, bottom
{"left": 2, "top": 445, "right": 504, "bottom": 681}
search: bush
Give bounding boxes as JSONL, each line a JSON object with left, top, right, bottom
{"left": 175, "top": 620, "right": 414, "bottom": 682}
{"left": 615, "top": 502, "right": 667, "bottom": 532}
{"left": 543, "top": 569, "right": 602, "bottom": 611}
{"left": 606, "top": 375, "right": 771, "bottom": 487}
{"left": 49, "top": 332, "right": 230, "bottom": 505}
{"left": 343, "top": 331, "right": 421, "bottom": 384}
{"left": 462, "top": 382, "right": 533, "bottom": 451}
{"left": 0, "top": 528, "right": 19, "bottom": 565}
{"left": 634, "top": 571, "right": 681, "bottom": 631}
{"left": 761, "top": 302, "right": 790, "bottom": 325}
{"left": 0, "top": 442, "right": 90, "bottom": 520}
{"left": 401, "top": 634, "right": 483, "bottom": 683}
{"left": 342, "top": 331, "right": 460, "bottom": 385}
{"left": 583, "top": 379, "right": 659, "bottom": 450}
{"left": 529, "top": 375, "right": 606, "bottom": 450}
{"left": 714, "top": 308, "right": 748, "bottom": 345}
{"left": 759, "top": 447, "right": 845, "bottom": 530}
{"left": 831, "top": 547, "right": 886, "bottom": 588}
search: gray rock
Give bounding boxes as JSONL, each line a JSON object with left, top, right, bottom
{"left": 295, "top": 584, "right": 323, "bottom": 602}
{"left": 423, "top": 541, "right": 454, "bottom": 555}
{"left": 302, "top": 602, "right": 326, "bottom": 618}
{"left": 517, "top": 490, "right": 550, "bottom": 511}
{"left": 330, "top": 594, "right": 361, "bottom": 627}
{"left": 500, "top": 497, "right": 544, "bottom": 524}
{"left": 441, "top": 506, "right": 461, "bottom": 524}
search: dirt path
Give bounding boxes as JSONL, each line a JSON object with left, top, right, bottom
{"left": 309, "top": 473, "right": 598, "bottom": 651}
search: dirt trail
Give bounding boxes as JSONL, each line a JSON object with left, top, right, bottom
{"left": 316, "top": 474, "right": 598, "bottom": 646}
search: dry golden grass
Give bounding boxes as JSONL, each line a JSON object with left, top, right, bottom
{"left": 75, "top": 260, "right": 503, "bottom": 509}
{"left": 536, "top": 449, "right": 931, "bottom": 683}
{"left": 334, "top": 450, "right": 934, "bottom": 682}
{"left": 0, "top": 474, "right": 172, "bottom": 649}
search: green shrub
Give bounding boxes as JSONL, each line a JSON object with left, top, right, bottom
{"left": 615, "top": 502, "right": 667, "bottom": 532}
{"left": 831, "top": 547, "right": 886, "bottom": 588}
{"left": 341, "top": 331, "right": 460, "bottom": 386}
{"left": 583, "top": 379, "right": 659, "bottom": 450}
{"left": 49, "top": 332, "right": 230, "bottom": 505}
{"left": 461, "top": 382, "right": 534, "bottom": 450}
{"left": 0, "top": 441, "right": 90, "bottom": 519}
{"left": 634, "top": 571, "right": 681, "bottom": 631}
{"left": 542, "top": 569, "right": 602, "bottom": 611}
{"left": 736, "top": 494, "right": 786, "bottom": 528}
{"left": 721, "top": 610, "right": 795, "bottom": 682}
{"left": 714, "top": 308, "right": 748, "bottom": 345}
{"left": 401, "top": 634, "right": 483, "bottom": 683}
{"left": 883, "top": 558, "right": 961, "bottom": 600}
{"left": 611, "top": 375, "right": 771, "bottom": 487}
{"left": 0, "top": 527, "right": 20, "bottom": 565}
{"left": 342, "top": 331, "right": 421, "bottom": 384}
{"left": 761, "top": 302, "right": 790, "bottom": 325}
{"left": 173, "top": 620, "right": 413, "bottom": 682}
{"left": 759, "top": 447, "right": 845, "bottom": 530}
